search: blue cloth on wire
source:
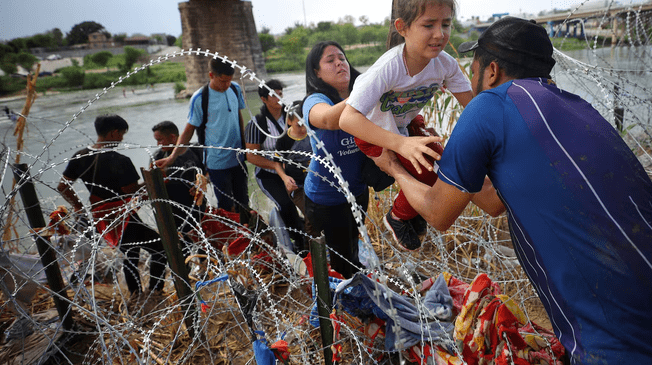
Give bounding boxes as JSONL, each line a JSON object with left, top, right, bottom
{"left": 253, "top": 330, "right": 275, "bottom": 365}
{"left": 333, "top": 273, "right": 455, "bottom": 352}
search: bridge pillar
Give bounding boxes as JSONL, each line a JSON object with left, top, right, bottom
{"left": 179, "top": 0, "right": 267, "bottom": 95}
{"left": 611, "top": 17, "right": 619, "bottom": 46}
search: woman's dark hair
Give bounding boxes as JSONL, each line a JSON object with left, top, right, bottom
{"left": 305, "top": 41, "right": 361, "bottom": 104}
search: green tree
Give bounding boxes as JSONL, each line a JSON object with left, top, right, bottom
{"left": 91, "top": 51, "right": 113, "bottom": 70}
{"left": 174, "top": 35, "right": 182, "bottom": 48}
{"left": 60, "top": 64, "right": 85, "bottom": 86}
{"left": 113, "top": 33, "right": 127, "bottom": 45}
{"left": 259, "top": 30, "right": 276, "bottom": 54}
{"left": 48, "top": 28, "right": 65, "bottom": 47}
{"left": 8, "top": 38, "right": 27, "bottom": 53}
{"left": 121, "top": 46, "right": 144, "bottom": 72}
{"left": 337, "top": 23, "right": 359, "bottom": 46}
{"left": 67, "top": 21, "right": 106, "bottom": 45}
{"left": 279, "top": 26, "right": 309, "bottom": 60}
{"left": 26, "top": 34, "right": 56, "bottom": 49}
{"left": 284, "top": 21, "right": 304, "bottom": 36}
{"left": 316, "top": 21, "right": 332, "bottom": 32}
{"left": 16, "top": 52, "right": 38, "bottom": 71}
{"left": 0, "top": 53, "right": 18, "bottom": 75}
{"left": 359, "top": 26, "right": 380, "bottom": 44}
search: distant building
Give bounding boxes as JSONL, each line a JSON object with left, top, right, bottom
{"left": 123, "top": 36, "right": 153, "bottom": 46}
{"left": 150, "top": 33, "right": 167, "bottom": 45}
{"left": 88, "top": 32, "right": 115, "bottom": 49}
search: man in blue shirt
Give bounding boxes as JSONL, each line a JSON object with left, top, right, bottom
{"left": 156, "top": 58, "right": 248, "bottom": 212}
{"left": 373, "top": 17, "right": 652, "bottom": 364}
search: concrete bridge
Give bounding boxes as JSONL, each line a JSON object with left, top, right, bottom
{"left": 534, "top": 2, "right": 652, "bottom": 43}
{"left": 178, "top": 0, "right": 267, "bottom": 95}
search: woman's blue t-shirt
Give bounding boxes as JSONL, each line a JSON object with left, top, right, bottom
{"left": 302, "top": 93, "right": 366, "bottom": 205}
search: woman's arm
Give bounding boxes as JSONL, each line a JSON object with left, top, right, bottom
{"left": 307, "top": 99, "right": 348, "bottom": 130}
{"left": 340, "top": 105, "right": 441, "bottom": 174}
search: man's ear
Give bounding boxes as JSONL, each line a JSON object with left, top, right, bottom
{"left": 487, "top": 61, "right": 503, "bottom": 88}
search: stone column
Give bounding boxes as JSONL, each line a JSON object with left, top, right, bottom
{"left": 179, "top": 0, "right": 267, "bottom": 95}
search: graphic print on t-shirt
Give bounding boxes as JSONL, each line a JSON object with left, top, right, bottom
{"left": 379, "top": 83, "right": 440, "bottom": 118}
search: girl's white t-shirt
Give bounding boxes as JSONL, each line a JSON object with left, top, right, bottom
{"left": 347, "top": 43, "right": 471, "bottom": 136}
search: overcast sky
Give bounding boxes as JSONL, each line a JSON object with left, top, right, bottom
{"left": 0, "top": 0, "right": 646, "bottom": 41}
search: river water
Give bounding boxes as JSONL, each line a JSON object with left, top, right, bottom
{"left": 1, "top": 47, "right": 650, "bottom": 221}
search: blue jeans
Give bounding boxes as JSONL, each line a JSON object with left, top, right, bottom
{"left": 207, "top": 164, "right": 249, "bottom": 212}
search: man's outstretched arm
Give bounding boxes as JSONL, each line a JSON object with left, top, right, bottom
{"left": 372, "top": 149, "right": 504, "bottom": 231}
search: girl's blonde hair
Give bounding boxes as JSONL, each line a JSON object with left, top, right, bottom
{"left": 387, "top": 0, "right": 457, "bottom": 47}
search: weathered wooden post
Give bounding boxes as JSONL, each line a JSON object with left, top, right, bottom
{"left": 614, "top": 83, "right": 624, "bottom": 132}
{"left": 12, "top": 163, "right": 73, "bottom": 330}
{"left": 141, "top": 167, "right": 197, "bottom": 339}
{"left": 309, "top": 235, "right": 333, "bottom": 365}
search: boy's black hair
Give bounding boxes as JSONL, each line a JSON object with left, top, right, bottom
{"left": 258, "top": 79, "right": 285, "bottom": 98}
{"left": 152, "top": 120, "right": 179, "bottom": 136}
{"left": 209, "top": 57, "right": 235, "bottom": 76}
{"left": 305, "top": 41, "right": 360, "bottom": 104}
{"left": 94, "top": 114, "right": 128, "bottom": 136}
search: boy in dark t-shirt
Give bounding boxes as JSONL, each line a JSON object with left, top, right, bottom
{"left": 151, "top": 121, "right": 205, "bottom": 255}
{"left": 58, "top": 114, "right": 167, "bottom": 297}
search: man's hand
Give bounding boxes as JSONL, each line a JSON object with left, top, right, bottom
{"left": 155, "top": 156, "right": 174, "bottom": 169}
{"left": 281, "top": 175, "right": 298, "bottom": 192}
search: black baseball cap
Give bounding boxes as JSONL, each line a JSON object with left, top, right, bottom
{"left": 458, "top": 16, "right": 555, "bottom": 74}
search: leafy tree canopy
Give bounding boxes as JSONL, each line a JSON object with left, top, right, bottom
{"left": 259, "top": 33, "right": 276, "bottom": 53}
{"left": 48, "top": 28, "right": 65, "bottom": 47}
{"left": 113, "top": 33, "right": 127, "bottom": 44}
{"left": 67, "top": 21, "right": 106, "bottom": 45}
{"left": 120, "top": 46, "right": 145, "bottom": 72}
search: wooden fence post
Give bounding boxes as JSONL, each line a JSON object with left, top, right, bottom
{"left": 309, "top": 235, "right": 333, "bottom": 365}
{"left": 12, "top": 163, "right": 73, "bottom": 330}
{"left": 141, "top": 168, "right": 197, "bottom": 339}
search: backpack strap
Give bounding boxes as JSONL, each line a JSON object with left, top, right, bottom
{"left": 197, "top": 83, "right": 210, "bottom": 146}
{"left": 198, "top": 83, "right": 239, "bottom": 146}
{"left": 198, "top": 82, "right": 247, "bottom": 167}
